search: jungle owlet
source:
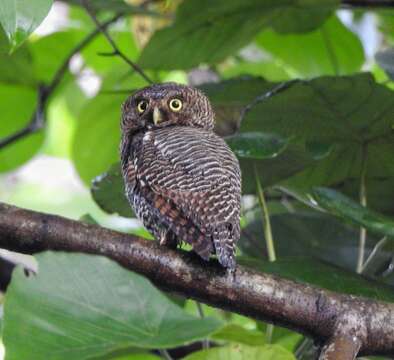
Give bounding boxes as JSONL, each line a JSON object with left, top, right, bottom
{"left": 120, "top": 83, "right": 241, "bottom": 269}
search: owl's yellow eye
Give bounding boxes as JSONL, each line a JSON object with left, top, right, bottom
{"left": 169, "top": 98, "right": 182, "bottom": 112}
{"left": 137, "top": 100, "right": 148, "bottom": 114}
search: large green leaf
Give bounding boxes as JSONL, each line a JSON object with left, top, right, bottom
{"left": 0, "top": 0, "right": 53, "bottom": 48}
{"left": 239, "top": 257, "right": 394, "bottom": 303}
{"left": 256, "top": 16, "right": 364, "bottom": 78}
{"left": 139, "top": 0, "right": 338, "bottom": 70}
{"left": 183, "top": 344, "right": 295, "bottom": 360}
{"left": 312, "top": 187, "right": 394, "bottom": 238}
{"left": 3, "top": 252, "right": 222, "bottom": 360}
{"left": 0, "top": 84, "right": 44, "bottom": 172}
{"left": 240, "top": 73, "right": 394, "bottom": 188}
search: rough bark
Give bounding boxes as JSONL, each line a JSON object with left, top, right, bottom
{"left": 1, "top": 202, "right": 394, "bottom": 358}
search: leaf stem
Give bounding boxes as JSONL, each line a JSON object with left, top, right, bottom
{"left": 159, "top": 349, "right": 174, "bottom": 360}
{"left": 356, "top": 144, "right": 368, "bottom": 274}
{"left": 361, "top": 236, "right": 387, "bottom": 274}
{"left": 255, "top": 167, "right": 276, "bottom": 343}
{"left": 255, "top": 168, "right": 276, "bottom": 262}
{"left": 196, "top": 302, "right": 210, "bottom": 349}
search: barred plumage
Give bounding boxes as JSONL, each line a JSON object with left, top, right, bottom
{"left": 120, "top": 83, "right": 241, "bottom": 269}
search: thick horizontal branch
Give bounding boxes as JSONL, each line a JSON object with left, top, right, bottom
{"left": 341, "top": 0, "right": 394, "bottom": 7}
{"left": 1, "top": 203, "right": 394, "bottom": 358}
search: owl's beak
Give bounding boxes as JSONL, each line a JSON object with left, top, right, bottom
{"left": 153, "top": 107, "right": 163, "bottom": 125}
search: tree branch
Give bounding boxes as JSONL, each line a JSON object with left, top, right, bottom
{"left": 0, "top": 14, "right": 122, "bottom": 150}
{"left": 341, "top": 0, "right": 394, "bottom": 7}
{"left": 81, "top": 0, "right": 153, "bottom": 84}
{"left": 1, "top": 203, "right": 394, "bottom": 358}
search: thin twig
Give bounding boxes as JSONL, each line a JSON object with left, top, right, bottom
{"left": 356, "top": 144, "right": 368, "bottom": 274}
{"left": 0, "top": 86, "right": 46, "bottom": 149}
{"left": 0, "top": 14, "right": 122, "bottom": 150}
{"left": 81, "top": 0, "right": 153, "bottom": 84}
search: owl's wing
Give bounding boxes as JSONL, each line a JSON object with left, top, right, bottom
{"left": 137, "top": 127, "right": 241, "bottom": 268}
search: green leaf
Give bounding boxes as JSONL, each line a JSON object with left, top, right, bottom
{"left": 0, "top": 84, "right": 44, "bottom": 172}
{"left": 0, "top": 0, "right": 53, "bottom": 48}
{"left": 239, "top": 257, "right": 394, "bottom": 303}
{"left": 72, "top": 94, "right": 123, "bottom": 185}
{"left": 226, "top": 133, "right": 289, "bottom": 159}
{"left": 312, "top": 187, "right": 394, "bottom": 238}
{"left": 91, "top": 163, "right": 134, "bottom": 218}
{"left": 30, "top": 30, "right": 83, "bottom": 83}
{"left": 339, "top": 177, "right": 394, "bottom": 216}
{"left": 139, "top": 0, "right": 338, "bottom": 70}
{"left": 240, "top": 73, "right": 394, "bottom": 188}
{"left": 256, "top": 16, "right": 364, "bottom": 78}
{"left": 3, "top": 252, "right": 222, "bottom": 360}
{"left": 212, "top": 324, "right": 266, "bottom": 346}
{"left": 0, "top": 27, "right": 36, "bottom": 86}
{"left": 183, "top": 344, "right": 295, "bottom": 360}
{"left": 239, "top": 210, "right": 381, "bottom": 270}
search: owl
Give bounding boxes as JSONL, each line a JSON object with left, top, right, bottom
{"left": 120, "top": 82, "right": 241, "bottom": 269}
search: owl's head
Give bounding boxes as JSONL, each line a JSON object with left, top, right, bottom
{"left": 121, "top": 82, "right": 214, "bottom": 135}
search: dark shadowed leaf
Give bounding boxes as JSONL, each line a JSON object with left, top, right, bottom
{"left": 91, "top": 163, "right": 134, "bottom": 218}
{"left": 226, "top": 133, "right": 289, "bottom": 159}
{"left": 139, "top": 0, "right": 338, "bottom": 70}
{"left": 200, "top": 76, "right": 275, "bottom": 136}
{"left": 0, "top": 0, "right": 53, "bottom": 48}
{"left": 239, "top": 210, "right": 381, "bottom": 270}
{"left": 240, "top": 73, "right": 394, "bottom": 188}
{"left": 183, "top": 344, "right": 295, "bottom": 360}
{"left": 239, "top": 257, "right": 394, "bottom": 303}
{"left": 3, "top": 252, "right": 222, "bottom": 360}
{"left": 312, "top": 187, "right": 394, "bottom": 238}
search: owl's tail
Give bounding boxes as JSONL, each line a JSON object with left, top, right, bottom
{"left": 213, "top": 223, "right": 236, "bottom": 270}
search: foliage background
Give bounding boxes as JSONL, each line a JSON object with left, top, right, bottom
{"left": 0, "top": 0, "right": 394, "bottom": 359}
